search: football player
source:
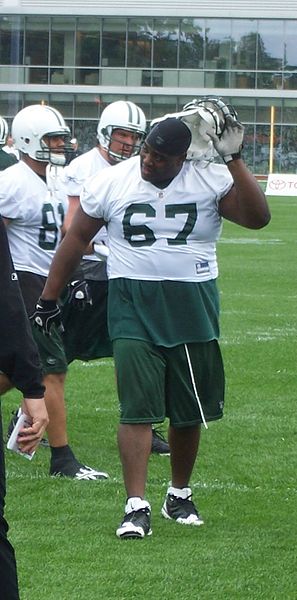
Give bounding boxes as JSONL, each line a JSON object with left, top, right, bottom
{"left": 61, "top": 100, "right": 170, "bottom": 455}
{"left": 33, "top": 99, "right": 271, "bottom": 537}
{"left": 0, "top": 116, "right": 18, "bottom": 170}
{"left": 0, "top": 104, "right": 108, "bottom": 480}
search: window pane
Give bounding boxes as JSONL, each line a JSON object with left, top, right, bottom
{"left": 283, "top": 99, "right": 297, "bottom": 123}
{"left": 179, "top": 70, "right": 204, "bottom": 87}
{"left": 0, "top": 16, "right": 23, "bottom": 65}
{"left": 230, "top": 71, "right": 255, "bottom": 88}
{"left": 102, "top": 18, "right": 126, "bottom": 67}
{"left": 151, "top": 95, "right": 178, "bottom": 119}
{"left": 51, "top": 17, "right": 75, "bottom": 67}
{"left": 230, "top": 97, "right": 256, "bottom": 122}
{"left": 0, "top": 91, "right": 22, "bottom": 117}
{"left": 24, "top": 16, "right": 49, "bottom": 66}
{"left": 205, "top": 19, "right": 231, "bottom": 70}
{"left": 179, "top": 18, "right": 204, "bottom": 69}
{"left": 48, "top": 94, "right": 73, "bottom": 119}
{"left": 127, "top": 19, "right": 152, "bottom": 68}
{"left": 231, "top": 20, "right": 257, "bottom": 70}
{"left": 257, "top": 20, "right": 284, "bottom": 70}
{"left": 152, "top": 18, "right": 179, "bottom": 69}
{"left": 76, "top": 17, "right": 100, "bottom": 67}
{"left": 205, "top": 70, "right": 229, "bottom": 87}
{"left": 284, "top": 21, "right": 297, "bottom": 70}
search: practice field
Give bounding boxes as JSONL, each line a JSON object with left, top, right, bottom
{"left": 2, "top": 195, "right": 296, "bottom": 599}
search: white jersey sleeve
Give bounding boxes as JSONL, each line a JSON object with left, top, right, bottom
{"left": 63, "top": 147, "right": 109, "bottom": 197}
{"left": 63, "top": 147, "right": 110, "bottom": 261}
{"left": 0, "top": 161, "right": 64, "bottom": 277}
{"left": 81, "top": 157, "right": 233, "bottom": 282}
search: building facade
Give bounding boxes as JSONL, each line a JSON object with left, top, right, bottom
{"left": 1, "top": 0, "right": 297, "bottom": 173}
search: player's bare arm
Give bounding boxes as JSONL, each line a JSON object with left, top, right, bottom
{"left": 218, "top": 160, "right": 271, "bottom": 229}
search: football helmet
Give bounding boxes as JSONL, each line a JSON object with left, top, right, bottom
{"left": 12, "top": 104, "right": 72, "bottom": 166}
{"left": 0, "top": 116, "right": 8, "bottom": 145}
{"left": 151, "top": 97, "right": 239, "bottom": 161}
{"left": 97, "top": 101, "right": 146, "bottom": 161}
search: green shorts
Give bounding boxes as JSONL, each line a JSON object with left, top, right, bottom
{"left": 16, "top": 271, "right": 67, "bottom": 376}
{"left": 61, "top": 279, "right": 113, "bottom": 363}
{"left": 113, "top": 339, "right": 225, "bottom": 427}
{"left": 32, "top": 323, "right": 68, "bottom": 376}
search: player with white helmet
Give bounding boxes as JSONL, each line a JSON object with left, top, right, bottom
{"left": 61, "top": 100, "right": 170, "bottom": 455}
{"left": 0, "top": 103, "right": 108, "bottom": 480}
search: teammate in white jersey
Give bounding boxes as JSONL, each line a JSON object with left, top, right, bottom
{"left": 0, "top": 104, "right": 108, "bottom": 480}
{"left": 32, "top": 108, "right": 271, "bottom": 537}
{"left": 61, "top": 100, "right": 169, "bottom": 455}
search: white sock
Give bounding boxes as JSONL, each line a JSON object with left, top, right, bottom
{"left": 167, "top": 486, "right": 192, "bottom": 499}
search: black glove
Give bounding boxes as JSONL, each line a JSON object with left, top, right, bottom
{"left": 66, "top": 280, "right": 92, "bottom": 310}
{"left": 30, "top": 298, "right": 63, "bottom": 335}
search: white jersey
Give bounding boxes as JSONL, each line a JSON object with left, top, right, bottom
{"left": 63, "top": 146, "right": 109, "bottom": 261}
{"left": 81, "top": 157, "right": 233, "bottom": 282}
{"left": 0, "top": 161, "right": 64, "bottom": 277}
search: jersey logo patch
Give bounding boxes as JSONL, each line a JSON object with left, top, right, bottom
{"left": 195, "top": 261, "right": 209, "bottom": 274}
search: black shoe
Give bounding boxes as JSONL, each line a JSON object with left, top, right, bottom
{"left": 50, "top": 459, "right": 109, "bottom": 480}
{"left": 151, "top": 427, "right": 170, "bottom": 455}
{"left": 116, "top": 498, "right": 152, "bottom": 539}
{"left": 161, "top": 487, "right": 204, "bottom": 526}
{"left": 7, "top": 408, "right": 49, "bottom": 446}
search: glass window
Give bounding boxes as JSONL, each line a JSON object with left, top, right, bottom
{"left": 256, "top": 98, "right": 276, "bottom": 123}
{"left": 179, "top": 18, "right": 204, "bottom": 69}
{"left": 0, "top": 92, "right": 22, "bottom": 117}
{"left": 205, "top": 70, "right": 229, "bottom": 88}
{"left": 24, "top": 93, "right": 50, "bottom": 106}
{"left": 231, "top": 20, "right": 257, "bottom": 70}
{"left": 230, "top": 72, "right": 255, "bottom": 88}
{"left": 127, "top": 19, "right": 152, "bottom": 68}
{"left": 24, "top": 16, "right": 49, "bottom": 66}
{"left": 0, "top": 16, "right": 23, "bottom": 65}
{"left": 283, "top": 99, "right": 297, "bottom": 124}
{"left": 229, "top": 97, "right": 256, "bottom": 122}
{"left": 205, "top": 19, "right": 231, "bottom": 70}
{"left": 48, "top": 94, "right": 74, "bottom": 119}
{"left": 284, "top": 21, "right": 297, "bottom": 71}
{"left": 51, "top": 17, "right": 76, "bottom": 67}
{"left": 179, "top": 70, "right": 204, "bottom": 87}
{"left": 151, "top": 95, "right": 178, "bottom": 120}
{"left": 28, "top": 67, "right": 49, "bottom": 84}
{"left": 256, "top": 72, "right": 283, "bottom": 89}
{"left": 102, "top": 18, "right": 126, "bottom": 67}
{"left": 76, "top": 17, "right": 100, "bottom": 67}
{"left": 152, "top": 18, "right": 179, "bottom": 69}
{"left": 257, "top": 20, "right": 284, "bottom": 70}
{"left": 280, "top": 125, "right": 297, "bottom": 173}
{"left": 254, "top": 124, "right": 270, "bottom": 174}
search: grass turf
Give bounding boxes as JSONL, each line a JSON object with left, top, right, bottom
{"left": 2, "top": 195, "right": 297, "bottom": 599}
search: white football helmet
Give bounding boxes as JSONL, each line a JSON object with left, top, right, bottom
{"left": 97, "top": 101, "right": 146, "bottom": 162}
{"left": 0, "top": 116, "right": 8, "bottom": 145}
{"left": 151, "top": 97, "right": 238, "bottom": 161}
{"left": 12, "top": 104, "right": 72, "bottom": 166}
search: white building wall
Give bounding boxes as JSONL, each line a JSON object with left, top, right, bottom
{"left": 1, "top": 0, "right": 297, "bottom": 18}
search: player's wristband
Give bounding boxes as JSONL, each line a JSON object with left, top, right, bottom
{"left": 223, "top": 152, "right": 242, "bottom": 164}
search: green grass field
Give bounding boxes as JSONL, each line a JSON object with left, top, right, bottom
{"left": 2, "top": 195, "right": 297, "bottom": 599}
